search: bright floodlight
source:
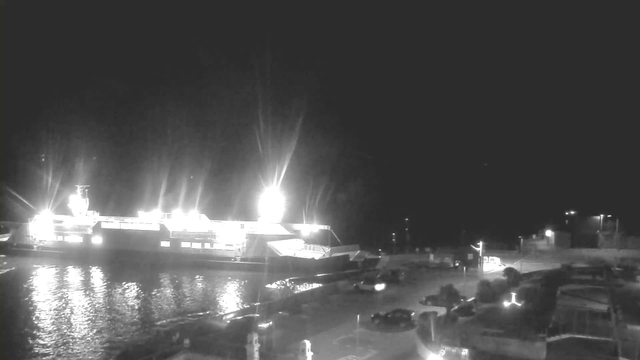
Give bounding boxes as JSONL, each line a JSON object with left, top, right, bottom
{"left": 68, "top": 194, "right": 88, "bottom": 217}
{"left": 172, "top": 209, "right": 183, "bottom": 218}
{"left": 188, "top": 210, "right": 199, "bottom": 219}
{"left": 545, "top": 229, "right": 553, "bottom": 237}
{"left": 258, "top": 187, "right": 285, "bottom": 223}
{"left": 38, "top": 209, "right": 54, "bottom": 219}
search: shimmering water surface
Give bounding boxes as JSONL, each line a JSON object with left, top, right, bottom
{"left": 0, "top": 256, "right": 295, "bottom": 360}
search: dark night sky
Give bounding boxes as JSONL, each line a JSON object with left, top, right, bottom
{"left": 1, "top": 3, "right": 638, "bottom": 246}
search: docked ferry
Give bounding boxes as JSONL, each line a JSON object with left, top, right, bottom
{"left": 0, "top": 186, "right": 369, "bottom": 273}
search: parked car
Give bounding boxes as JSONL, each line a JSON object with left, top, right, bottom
{"left": 370, "top": 308, "right": 416, "bottom": 328}
{"left": 379, "top": 269, "right": 406, "bottom": 283}
{"left": 419, "top": 294, "right": 467, "bottom": 307}
{"left": 450, "top": 299, "right": 476, "bottom": 317}
{"left": 354, "top": 278, "right": 386, "bottom": 292}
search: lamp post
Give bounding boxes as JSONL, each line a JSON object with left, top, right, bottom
{"left": 471, "top": 240, "right": 483, "bottom": 276}
{"left": 599, "top": 214, "right": 611, "bottom": 232}
{"left": 614, "top": 217, "right": 620, "bottom": 268}
{"left": 564, "top": 210, "right": 577, "bottom": 247}
{"left": 564, "top": 210, "right": 576, "bottom": 225}
{"left": 391, "top": 232, "right": 397, "bottom": 254}
{"left": 519, "top": 236, "right": 524, "bottom": 254}
{"left": 404, "top": 218, "right": 410, "bottom": 253}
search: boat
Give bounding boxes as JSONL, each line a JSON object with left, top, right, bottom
{"left": 0, "top": 186, "right": 369, "bottom": 273}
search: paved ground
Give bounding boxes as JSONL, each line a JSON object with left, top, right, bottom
{"left": 268, "top": 267, "right": 503, "bottom": 360}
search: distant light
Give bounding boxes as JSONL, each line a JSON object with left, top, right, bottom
{"left": 172, "top": 209, "right": 183, "bottom": 217}
{"left": 607, "top": 214, "right": 612, "bottom": 218}
{"left": 91, "top": 235, "right": 103, "bottom": 245}
{"left": 258, "top": 186, "right": 285, "bottom": 223}
{"left": 150, "top": 209, "right": 162, "bottom": 218}
{"left": 188, "top": 210, "right": 199, "bottom": 219}
{"left": 374, "top": 283, "right": 386, "bottom": 291}
{"left": 545, "top": 229, "right": 553, "bottom": 237}
{"left": 405, "top": 218, "right": 409, "bottom": 221}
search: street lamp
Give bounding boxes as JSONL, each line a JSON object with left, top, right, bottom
{"left": 470, "top": 240, "right": 483, "bottom": 275}
{"left": 404, "top": 218, "right": 410, "bottom": 252}
{"left": 258, "top": 186, "right": 285, "bottom": 223}
{"left": 564, "top": 210, "right": 576, "bottom": 224}
{"left": 391, "top": 232, "right": 397, "bottom": 254}
{"left": 599, "top": 214, "right": 610, "bottom": 231}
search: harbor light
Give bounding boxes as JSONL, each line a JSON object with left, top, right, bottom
{"left": 258, "top": 186, "right": 285, "bottom": 223}
{"left": 31, "top": 210, "right": 55, "bottom": 240}
{"left": 37, "top": 209, "right": 54, "bottom": 220}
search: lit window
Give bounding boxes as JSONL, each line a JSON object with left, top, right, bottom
{"left": 181, "top": 242, "right": 191, "bottom": 248}
{"left": 191, "top": 242, "right": 202, "bottom": 249}
{"left": 161, "top": 241, "right": 170, "bottom": 248}
{"left": 204, "top": 243, "right": 212, "bottom": 249}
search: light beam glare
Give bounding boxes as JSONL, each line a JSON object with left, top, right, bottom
{"left": 2, "top": 185, "right": 36, "bottom": 211}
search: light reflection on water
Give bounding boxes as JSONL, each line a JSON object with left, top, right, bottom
{"left": 0, "top": 258, "right": 289, "bottom": 360}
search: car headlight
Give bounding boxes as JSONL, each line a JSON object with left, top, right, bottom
{"left": 374, "top": 283, "right": 386, "bottom": 291}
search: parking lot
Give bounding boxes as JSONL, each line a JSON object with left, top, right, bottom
{"left": 268, "top": 267, "right": 503, "bottom": 360}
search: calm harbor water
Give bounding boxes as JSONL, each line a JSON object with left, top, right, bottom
{"left": 0, "top": 256, "right": 297, "bottom": 360}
